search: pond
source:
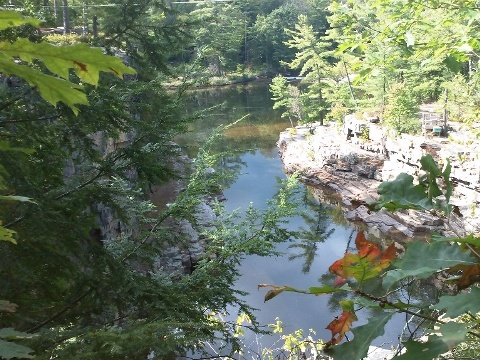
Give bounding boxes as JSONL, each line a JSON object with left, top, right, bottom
{"left": 177, "top": 83, "right": 434, "bottom": 357}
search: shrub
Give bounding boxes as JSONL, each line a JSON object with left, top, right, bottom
{"left": 383, "top": 83, "right": 421, "bottom": 135}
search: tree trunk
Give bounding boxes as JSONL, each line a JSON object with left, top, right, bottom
{"left": 93, "top": 15, "right": 98, "bottom": 38}
{"left": 53, "top": 0, "right": 58, "bottom": 26}
{"left": 343, "top": 59, "right": 357, "bottom": 108}
{"left": 316, "top": 64, "right": 324, "bottom": 126}
{"left": 443, "top": 89, "right": 448, "bottom": 137}
{"left": 62, "top": 0, "right": 70, "bottom": 34}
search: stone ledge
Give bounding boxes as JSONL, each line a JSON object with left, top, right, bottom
{"left": 278, "top": 123, "right": 480, "bottom": 238}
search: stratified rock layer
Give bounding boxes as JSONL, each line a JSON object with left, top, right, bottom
{"left": 278, "top": 121, "right": 480, "bottom": 239}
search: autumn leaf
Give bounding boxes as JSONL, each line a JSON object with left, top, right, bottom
{"left": 355, "top": 231, "right": 381, "bottom": 259}
{"left": 325, "top": 300, "right": 357, "bottom": 346}
{"left": 376, "top": 242, "right": 397, "bottom": 269}
{"left": 448, "top": 264, "right": 480, "bottom": 290}
{"left": 329, "top": 253, "right": 360, "bottom": 279}
{"left": 328, "top": 231, "right": 396, "bottom": 283}
{"left": 258, "top": 284, "right": 309, "bottom": 302}
{"left": 333, "top": 275, "right": 347, "bottom": 288}
{"left": 260, "top": 284, "right": 286, "bottom": 302}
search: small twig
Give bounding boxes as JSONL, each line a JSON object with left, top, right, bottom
{"left": 355, "top": 289, "right": 443, "bottom": 324}
{"left": 28, "top": 288, "right": 93, "bottom": 332}
{"left": 0, "top": 113, "right": 61, "bottom": 124}
{"left": 120, "top": 208, "right": 174, "bottom": 263}
{"left": 354, "top": 289, "right": 480, "bottom": 339}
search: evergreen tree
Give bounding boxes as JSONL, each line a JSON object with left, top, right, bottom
{"left": 284, "top": 14, "right": 334, "bottom": 125}
{"left": 0, "top": 6, "right": 302, "bottom": 359}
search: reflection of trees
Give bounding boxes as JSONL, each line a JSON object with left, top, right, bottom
{"left": 288, "top": 190, "right": 336, "bottom": 274}
{"left": 176, "top": 84, "right": 292, "bottom": 169}
{"left": 216, "top": 153, "right": 248, "bottom": 188}
{"left": 319, "top": 272, "right": 351, "bottom": 312}
{"left": 316, "top": 229, "right": 355, "bottom": 312}
{"left": 328, "top": 204, "right": 350, "bottom": 227}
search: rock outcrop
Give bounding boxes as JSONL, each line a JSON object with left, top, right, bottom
{"left": 278, "top": 119, "right": 480, "bottom": 239}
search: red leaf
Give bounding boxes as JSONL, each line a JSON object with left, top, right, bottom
{"left": 333, "top": 275, "right": 347, "bottom": 288}
{"left": 325, "top": 310, "right": 357, "bottom": 346}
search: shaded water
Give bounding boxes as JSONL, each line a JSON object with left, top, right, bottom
{"left": 178, "top": 83, "right": 433, "bottom": 355}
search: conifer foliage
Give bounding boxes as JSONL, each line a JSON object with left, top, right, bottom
{"left": 0, "top": 6, "right": 301, "bottom": 360}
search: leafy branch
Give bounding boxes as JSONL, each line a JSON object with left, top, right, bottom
{"left": 259, "top": 154, "right": 480, "bottom": 359}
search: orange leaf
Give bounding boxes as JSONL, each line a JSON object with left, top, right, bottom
{"left": 325, "top": 310, "right": 357, "bottom": 346}
{"left": 355, "top": 231, "right": 381, "bottom": 259}
{"left": 376, "top": 242, "right": 397, "bottom": 270}
{"left": 329, "top": 253, "right": 359, "bottom": 278}
{"left": 329, "top": 231, "right": 397, "bottom": 283}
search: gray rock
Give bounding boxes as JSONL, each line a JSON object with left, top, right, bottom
{"left": 277, "top": 121, "right": 480, "bottom": 237}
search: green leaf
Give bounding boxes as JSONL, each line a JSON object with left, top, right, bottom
{"left": 0, "top": 55, "right": 87, "bottom": 114}
{"left": 420, "top": 154, "right": 442, "bottom": 199}
{"left": 432, "top": 287, "right": 480, "bottom": 318}
{"left": 436, "top": 322, "right": 470, "bottom": 348}
{"left": 376, "top": 173, "right": 431, "bottom": 211}
{"left": 0, "top": 339, "right": 33, "bottom": 359}
{"left": 0, "top": 141, "right": 34, "bottom": 154}
{"left": 336, "top": 42, "right": 356, "bottom": 54}
{"left": 354, "top": 297, "right": 419, "bottom": 310}
{"left": 0, "top": 195, "right": 34, "bottom": 203}
{"left": 396, "top": 336, "right": 449, "bottom": 360}
{"left": 383, "top": 267, "right": 436, "bottom": 290}
{"left": 0, "top": 11, "right": 41, "bottom": 30}
{"left": 309, "top": 285, "right": 351, "bottom": 295}
{"left": 0, "top": 328, "right": 35, "bottom": 339}
{"left": 352, "top": 67, "right": 372, "bottom": 85}
{"left": 339, "top": 299, "right": 355, "bottom": 313}
{"left": 442, "top": 160, "right": 452, "bottom": 206}
{"left": 0, "top": 38, "right": 135, "bottom": 114}
{"left": 0, "top": 223, "right": 16, "bottom": 244}
{"left": 383, "top": 242, "right": 476, "bottom": 289}
{"left": 326, "top": 312, "right": 393, "bottom": 360}
{"left": 432, "top": 233, "right": 480, "bottom": 247}
{"left": 0, "top": 39, "right": 135, "bottom": 85}
{"left": 444, "top": 54, "right": 463, "bottom": 73}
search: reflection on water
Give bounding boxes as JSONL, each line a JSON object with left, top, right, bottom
{"left": 177, "top": 83, "right": 290, "bottom": 157}
{"left": 290, "top": 201, "right": 337, "bottom": 274}
{"left": 178, "top": 83, "right": 433, "bottom": 355}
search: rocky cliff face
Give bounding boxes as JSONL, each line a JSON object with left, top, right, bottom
{"left": 66, "top": 130, "right": 215, "bottom": 277}
{"left": 278, "top": 120, "right": 480, "bottom": 239}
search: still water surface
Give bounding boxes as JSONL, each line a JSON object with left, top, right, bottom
{"left": 178, "top": 83, "right": 414, "bottom": 353}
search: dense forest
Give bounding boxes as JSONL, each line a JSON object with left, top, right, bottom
{"left": 1, "top": 0, "right": 480, "bottom": 359}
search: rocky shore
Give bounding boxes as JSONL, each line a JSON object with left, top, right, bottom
{"left": 277, "top": 119, "right": 480, "bottom": 240}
